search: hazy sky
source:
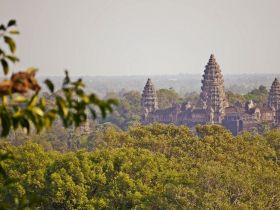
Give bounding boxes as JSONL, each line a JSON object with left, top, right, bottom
{"left": 1, "top": 0, "right": 280, "bottom": 76}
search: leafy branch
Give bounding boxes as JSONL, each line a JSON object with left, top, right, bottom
{"left": 0, "top": 20, "right": 118, "bottom": 137}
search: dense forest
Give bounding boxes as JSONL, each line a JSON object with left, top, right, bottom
{"left": 1, "top": 123, "right": 280, "bottom": 209}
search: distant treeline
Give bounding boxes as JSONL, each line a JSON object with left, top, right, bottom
{"left": 38, "top": 74, "right": 280, "bottom": 97}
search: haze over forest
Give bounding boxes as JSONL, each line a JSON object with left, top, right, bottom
{"left": 40, "top": 74, "right": 280, "bottom": 97}
{"left": 1, "top": 0, "right": 280, "bottom": 76}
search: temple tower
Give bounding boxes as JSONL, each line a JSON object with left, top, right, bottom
{"left": 141, "top": 78, "right": 158, "bottom": 123}
{"left": 268, "top": 78, "right": 280, "bottom": 109}
{"left": 268, "top": 78, "right": 280, "bottom": 124}
{"left": 198, "top": 54, "right": 228, "bottom": 123}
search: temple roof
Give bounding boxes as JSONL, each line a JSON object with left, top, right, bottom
{"left": 268, "top": 77, "right": 280, "bottom": 109}
{"left": 203, "top": 54, "right": 222, "bottom": 77}
{"left": 225, "top": 106, "right": 244, "bottom": 114}
{"left": 208, "top": 54, "right": 218, "bottom": 66}
{"left": 142, "top": 78, "right": 156, "bottom": 93}
{"left": 141, "top": 78, "right": 159, "bottom": 113}
{"left": 271, "top": 78, "right": 280, "bottom": 88}
{"left": 197, "top": 54, "right": 228, "bottom": 118}
{"left": 142, "top": 78, "right": 156, "bottom": 95}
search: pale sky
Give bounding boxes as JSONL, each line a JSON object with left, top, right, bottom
{"left": 1, "top": 0, "right": 280, "bottom": 76}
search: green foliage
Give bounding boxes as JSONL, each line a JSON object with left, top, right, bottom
{"left": 226, "top": 85, "right": 269, "bottom": 105}
{"left": 1, "top": 124, "right": 280, "bottom": 209}
{"left": 264, "top": 129, "right": 280, "bottom": 165}
{"left": 157, "top": 88, "right": 182, "bottom": 109}
{"left": 0, "top": 20, "right": 117, "bottom": 137}
{"left": 184, "top": 91, "right": 200, "bottom": 105}
{"left": 101, "top": 90, "right": 141, "bottom": 129}
{"left": 244, "top": 85, "right": 268, "bottom": 104}
{"left": 226, "top": 91, "right": 246, "bottom": 105}
{"left": 0, "top": 19, "right": 118, "bottom": 208}
{"left": 0, "top": 19, "right": 19, "bottom": 76}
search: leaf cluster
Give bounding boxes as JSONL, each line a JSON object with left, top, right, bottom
{"left": 0, "top": 20, "right": 118, "bottom": 137}
{"left": 0, "top": 19, "right": 19, "bottom": 76}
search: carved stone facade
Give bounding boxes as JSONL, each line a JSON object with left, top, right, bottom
{"left": 268, "top": 78, "right": 280, "bottom": 124}
{"left": 197, "top": 54, "right": 228, "bottom": 123}
{"left": 141, "top": 78, "right": 159, "bottom": 124}
{"left": 141, "top": 54, "right": 280, "bottom": 135}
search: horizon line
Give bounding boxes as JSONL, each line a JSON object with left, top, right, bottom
{"left": 37, "top": 73, "right": 280, "bottom": 78}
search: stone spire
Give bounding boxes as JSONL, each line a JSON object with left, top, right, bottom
{"left": 141, "top": 78, "right": 158, "bottom": 124}
{"left": 268, "top": 78, "right": 280, "bottom": 125}
{"left": 268, "top": 78, "right": 280, "bottom": 110}
{"left": 141, "top": 78, "right": 158, "bottom": 113}
{"left": 198, "top": 54, "right": 228, "bottom": 123}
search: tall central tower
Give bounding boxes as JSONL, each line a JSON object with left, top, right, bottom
{"left": 141, "top": 78, "right": 158, "bottom": 123}
{"left": 198, "top": 54, "right": 228, "bottom": 123}
{"left": 268, "top": 78, "right": 280, "bottom": 124}
{"left": 268, "top": 78, "right": 280, "bottom": 110}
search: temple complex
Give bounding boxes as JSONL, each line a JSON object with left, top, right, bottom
{"left": 141, "top": 54, "right": 280, "bottom": 135}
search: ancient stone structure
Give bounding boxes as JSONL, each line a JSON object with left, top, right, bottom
{"left": 141, "top": 78, "right": 158, "bottom": 124}
{"left": 222, "top": 101, "right": 261, "bottom": 135}
{"left": 197, "top": 54, "right": 228, "bottom": 123}
{"left": 268, "top": 78, "right": 280, "bottom": 124}
{"left": 140, "top": 54, "right": 280, "bottom": 135}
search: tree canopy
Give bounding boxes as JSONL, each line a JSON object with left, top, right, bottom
{"left": 156, "top": 88, "right": 182, "bottom": 109}
{"left": 1, "top": 123, "right": 280, "bottom": 209}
